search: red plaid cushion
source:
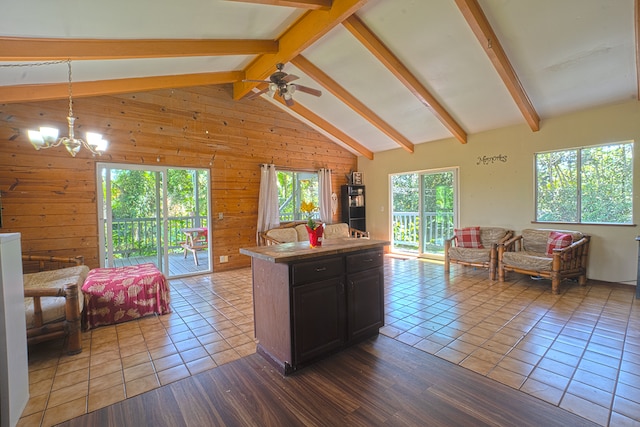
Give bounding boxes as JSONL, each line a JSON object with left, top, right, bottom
{"left": 455, "top": 227, "right": 484, "bottom": 249}
{"left": 546, "top": 231, "right": 572, "bottom": 256}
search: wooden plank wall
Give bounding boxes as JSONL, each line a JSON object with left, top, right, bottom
{"left": 0, "top": 85, "right": 357, "bottom": 271}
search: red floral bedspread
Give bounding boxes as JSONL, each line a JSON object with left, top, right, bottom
{"left": 82, "top": 263, "right": 171, "bottom": 330}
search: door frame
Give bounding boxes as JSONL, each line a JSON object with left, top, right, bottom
{"left": 97, "top": 163, "right": 212, "bottom": 278}
{"left": 389, "top": 167, "right": 459, "bottom": 258}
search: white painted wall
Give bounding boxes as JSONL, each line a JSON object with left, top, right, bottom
{"left": 0, "top": 233, "right": 29, "bottom": 427}
{"left": 358, "top": 100, "right": 640, "bottom": 285}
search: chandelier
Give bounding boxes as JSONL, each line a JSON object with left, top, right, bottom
{"left": 27, "top": 60, "right": 107, "bottom": 157}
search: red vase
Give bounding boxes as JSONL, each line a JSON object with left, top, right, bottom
{"left": 305, "top": 224, "right": 324, "bottom": 247}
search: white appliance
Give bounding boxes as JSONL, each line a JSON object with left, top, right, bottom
{"left": 0, "top": 233, "right": 28, "bottom": 427}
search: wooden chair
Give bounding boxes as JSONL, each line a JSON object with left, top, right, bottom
{"left": 22, "top": 255, "right": 89, "bottom": 354}
{"left": 498, "top": 229, "right": 590, "bottom": 294}
{"left": 444, "top": 227, "right": 513, "bottom": 280}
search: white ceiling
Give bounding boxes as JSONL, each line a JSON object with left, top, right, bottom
{"left": 1, "top": 0, "right": 638, "bottom": 157}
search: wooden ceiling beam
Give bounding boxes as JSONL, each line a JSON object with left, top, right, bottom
{"left": 291, "top": 55, "right": 414, "bottom": 153}
{"left": 343, "top": 14, "right": 467, "bottom": 144}
{"left": 274, "top": 96, "right": 373, "bottom": 159}
{"left": 226, "top": 0, "right": 332, "bottom": 10}
{"left": 0, "top": 37, "right": 278, "bottom": 61}
{"left": 0, "top": 71, "right": 243, "bottom": 104}
{"left": 233, "top": 0, "right": 368, "bottom": 100}
{"left": 454, "top": 0, "right": 540, "bottom": 131}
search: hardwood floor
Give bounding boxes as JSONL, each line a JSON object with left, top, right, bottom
{"left": 59, "top": 334, "right": 597, "bottom": 427}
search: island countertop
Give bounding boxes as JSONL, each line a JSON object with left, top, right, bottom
{"left": 240, "top": 238, "right": 390, "bottom": 263}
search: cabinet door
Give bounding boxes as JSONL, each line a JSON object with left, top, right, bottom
{"left": 347, "top": 267, "right": 384, "bottom": 342}
{"left": 292, "top": 277, "right": 346, "bottom": 365}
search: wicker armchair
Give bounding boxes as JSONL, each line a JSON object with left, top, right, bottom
{"left": 444, "top": 227, "right": 513, "bottom": 280}
{"left": 498, "top": 229, "right": 590, "bottom": 294}
{"left": 22, "top": 255, "right": 89, "bottom": 354}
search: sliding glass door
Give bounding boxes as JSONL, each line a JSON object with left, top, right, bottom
{"left": 97, "top": 163, "right": 211, "bottom": 278}
{"left": 390, "top": 168, "right": 458, "bottom": 257}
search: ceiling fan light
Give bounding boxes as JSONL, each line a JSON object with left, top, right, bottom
{"left": 288, "top": 84, "right": 296, "bottom": 94}
{"left": 269, "top": 83, "right": 278, "bottom": 93}
{"left": 283, "top": 92, "right": 292, "bottom": 101}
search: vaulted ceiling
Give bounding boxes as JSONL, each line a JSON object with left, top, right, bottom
{"left": 1, "top": 0, "right": 639, "bottom": 159}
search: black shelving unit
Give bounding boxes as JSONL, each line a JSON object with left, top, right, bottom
{"left": 341, "top": 185, "right": 366, "bottom": 232}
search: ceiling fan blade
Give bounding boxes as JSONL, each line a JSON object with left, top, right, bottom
{"left": 282, "top": 74, "right": 300, "bottom": 83}
{"left": 246, "top": 87, "right": 270, "bottom": 100}
{"left": 243, "top": 79, "right": 271, "bottom": 83}
{"left": 292, "top": 85, "right": 322, "bottom": 97}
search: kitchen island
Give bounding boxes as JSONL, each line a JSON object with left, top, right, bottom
{"left": 240, "top": 238, "right": 389, "bottom": 375}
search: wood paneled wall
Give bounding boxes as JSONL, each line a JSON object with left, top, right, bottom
{"left": 0, "top": 85, "right": 357, "bottom": 271}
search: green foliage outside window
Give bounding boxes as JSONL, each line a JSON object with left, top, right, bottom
{"left": 277, "top": 171, "right": 319, "bottom": 222}
{"left": 535, "top": 142, "right": 633, "bottom": 224}
{"left": 106, "top": 168, "right": 209, "bottom": 257}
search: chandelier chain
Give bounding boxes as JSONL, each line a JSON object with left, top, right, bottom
{"left": 67, "top": 60, "right": 73, "bottom": 118}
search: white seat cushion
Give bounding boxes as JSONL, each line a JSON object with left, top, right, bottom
{"left": 23, "top": 265, "right": 89, "bottom": 329}
{"left": 266, "top": 228, "right": 299, "bottom": 243}
{"left": 324, "top": 223, "right": 350, "bottom": 239}
{"left": 502, "top": 251, "right": 552, "bottom": 271}
{"left": 295, "top": 224, "right": 309, "bottom": 242}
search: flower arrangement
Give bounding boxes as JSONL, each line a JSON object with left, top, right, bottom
{"left": 300, "top": 200, "right": 319, "bottom": 230}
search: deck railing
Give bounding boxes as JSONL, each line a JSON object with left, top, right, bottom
{"left": 109, "top": 216, "right": 208, "bottom": 258}
{"left": 110, "top": 213, "right": 452, "bottom": 258}
{"left": 392, "top": 212, "right": 454, "bottom": 253}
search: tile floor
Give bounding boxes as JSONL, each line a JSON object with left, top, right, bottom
{"left": 17, "top": 256, "right": 640, "bottom": 427}
{"left": 17, "top": 269, "right": 256, "bottom": 427}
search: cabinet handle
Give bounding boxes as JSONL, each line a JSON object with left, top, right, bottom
{"left": 315, "top": 267, "right": 327, "bottom": 272}
{"left": 364, "top": 258, "right": 373, "bottom": 263}
{"left": 340, "top": 282, "right": 345, "bottom": 295}
{"left": 349, "top": 280, "right": 354, "bottom": 292}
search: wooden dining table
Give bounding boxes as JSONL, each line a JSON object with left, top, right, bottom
{"left": 181, "top": 227, "right": 207, "bottom": 265}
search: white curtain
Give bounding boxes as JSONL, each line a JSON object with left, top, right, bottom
{"left": 257, "top": 164, "right": 280, "bottom": 238}
{"left": 318, "top": 168, "right": 332, "bottom": 224}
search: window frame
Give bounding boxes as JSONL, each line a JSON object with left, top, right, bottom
{"left": 534, "top": 141, "right": 634, "bottom": 225}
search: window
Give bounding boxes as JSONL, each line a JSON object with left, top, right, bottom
{"left": 277, "top": 170, "right": 319, "bottom": 222}
{"left": 535, "top": 142, "right": 633, "bottom": 224}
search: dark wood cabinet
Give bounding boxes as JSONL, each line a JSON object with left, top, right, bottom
{"left": 246, "top": 242, "right": 386, "bottom": 375}
{"left": 292, "top": 276, "right": 345, "bottom": 364}
{"left": 347, "top": 268, "right": 384, "bottom": 340}
{"left": 346, "top": 249, "right": 384, "bottom": 342}
{"left": 342, "top": 185, "right": 366, "bottom": 231}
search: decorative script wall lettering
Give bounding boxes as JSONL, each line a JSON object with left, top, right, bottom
{"left": 477, "top": 154, "right": 507, "bottom": 165}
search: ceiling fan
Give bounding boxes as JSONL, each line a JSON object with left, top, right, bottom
{"left": 244, "top": 63, "right": 322, "bottom": 106}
